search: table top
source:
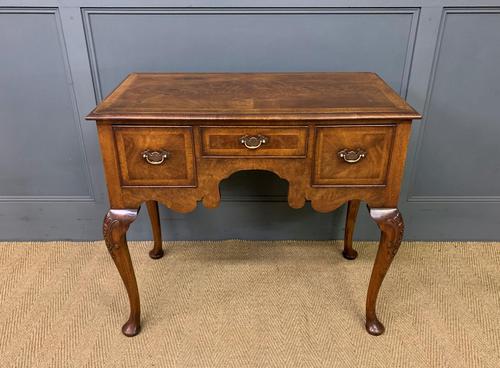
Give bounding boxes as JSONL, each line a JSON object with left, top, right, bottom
{"left": 86, "top": 72, "right": 420, "bottom": 121}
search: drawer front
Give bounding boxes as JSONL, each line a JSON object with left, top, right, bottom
{"left": 201, "top": 126, "right": 308, "bottom": 157}
{"left": 114, "top": 126, "right": 196, "bottom": 187}
{"left": 313, "top": 125, "right": 395, "bottom": 186}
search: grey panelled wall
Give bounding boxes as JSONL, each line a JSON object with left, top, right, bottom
{"left": 0, "top": 1, "right": 499, "bottom": 241}
{"left": 0, "top": 9, "right": 91, "bottom": 199}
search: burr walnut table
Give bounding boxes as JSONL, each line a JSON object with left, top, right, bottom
{"left": 86, "top": 72, "right": 420, "bottom": 337}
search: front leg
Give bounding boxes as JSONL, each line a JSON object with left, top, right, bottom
{"left": 366, "top": 207, "right": 404, "bottom": 335}
{"left": 103, "top": 208, "right": 141, "bottom": 337}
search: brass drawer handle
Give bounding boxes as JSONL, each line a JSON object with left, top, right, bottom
{"left": 142, "top": 150, "right": 170, "bottom": 165}
{"left": 239, "top": 135, "right": 268, "bottom": 149}
{"left": 338, "top": 148, "right": 367, "bottom": 164}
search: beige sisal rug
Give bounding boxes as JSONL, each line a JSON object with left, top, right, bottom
{"left": 0, "top": 240, "right": 499, "bottom": 367}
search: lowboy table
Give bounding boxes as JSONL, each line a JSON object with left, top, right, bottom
{"left": 86, "top": 72, "right": 420, "bottom": 337}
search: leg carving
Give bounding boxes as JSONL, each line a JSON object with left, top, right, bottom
{"left": 146, "top": 201, "right": 164, "bottom": 259}
{"left": 103, "top": 208, "right": 141, "bottom": 337}
{"left": 366, "top": 207, "right": 404, "bottom": 336}
{"left": 343, "top": 200, "right": 360, "bottom": 260}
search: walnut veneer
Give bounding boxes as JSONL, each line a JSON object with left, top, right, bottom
{"left": 86, "top": 72, "right": 420, "bottom": 337}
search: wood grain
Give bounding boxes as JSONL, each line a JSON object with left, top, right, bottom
{"left": 88, "top": 72, "right": 420, "bottom": 337}
{"left": 200, "top": 126, "right": 308, "bottom": 157}
{"left": 86, "top": 73, "right": 420, "bottom": 121}
{"left": 146, "top": 200, "right": 164, "bottom": 259}
{"left": 103, "top": 208, "right": 141, "bottom": 336}
{"left": 343, "top": 199, "right": 360, "bottom": 260}
{"left": 313, "top": 125, "right": 395, "bottom": 186}
{"left": 366, "top": 207, "right": 405, "bottom": 336}
{"left": 114, "top": 126, "right": 196, "bottom": 187}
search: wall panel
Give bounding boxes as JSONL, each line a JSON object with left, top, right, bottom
{"left": 0, "top": 2, "right": 499, "bottom": 240}
{"left": 0, "top": 8, "right": 92, "bottom": 200}
{"left": 409, "top": 8, "right": 500, "bottom": 202}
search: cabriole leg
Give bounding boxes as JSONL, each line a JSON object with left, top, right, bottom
{"left": 366, "top": 207, "right": 404, "bottom": 336}
{"left": 146, "top": 200, "right": 164, "bottom": 259}
{"left": 343, "top": 200, "right": 360, "bottom": 260}
{"left": 103, "top": 208, "right": 141, "bottom": 337}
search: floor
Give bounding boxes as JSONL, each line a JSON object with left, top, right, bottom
{"left": 0, "top": 240, "right": 499, "bottom": 368}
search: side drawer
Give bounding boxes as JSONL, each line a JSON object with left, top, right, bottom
{"left": 312, "top": 125, "right": 395, "bottom": 186}
{"left": 114, "top": 126, "right": 196, "bottom": 187}
{"left": 200, "top": 126, "right": 308, "bottom": 157}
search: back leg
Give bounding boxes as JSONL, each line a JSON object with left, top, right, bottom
{"left": 146, "top": 200, "right": 164, "bottom": 259}
{"left": 343, "top": 200, "right": 360, "bottom": 260}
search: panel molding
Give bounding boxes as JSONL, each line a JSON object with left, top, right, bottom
{"left": 82, "top": 7, "right": 419, "bottom": 101}
{"left": 406, "top": 7, "right": 500, "bottom": 203}
{"left": 82, "top": 6, "right": 419, "bottom": 202}
{"left": 0, "top": 7, "right": 95, "bottom": 202}
{"left": 221, "top": 194, "right": 289, "bottom": 202}
{"left": 408, "top": 195, "right": 500, "bottom": 203}
{"left": 0, "top": 195, "right": 95, "bottom": 203}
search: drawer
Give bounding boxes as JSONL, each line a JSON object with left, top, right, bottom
{"left": 114, "top": 126, "right": 196, "bottom": 187}
{"left": 200, "top": 126, "right": 308, "bottom": 157}
{"left": 312, "top": 125, "right": 395, "bottom": 186}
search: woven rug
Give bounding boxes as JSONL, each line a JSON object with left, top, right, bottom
{"left": 0, "top": 240, "right": 499, "bottom": 368}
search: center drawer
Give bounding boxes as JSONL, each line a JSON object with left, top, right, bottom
{"left": 200, "top": 126, "right": 308, "bottom": 157}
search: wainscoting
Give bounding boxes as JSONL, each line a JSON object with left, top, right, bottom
{"left": 1, "top": 1, "right": 499, "bottom": 240}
